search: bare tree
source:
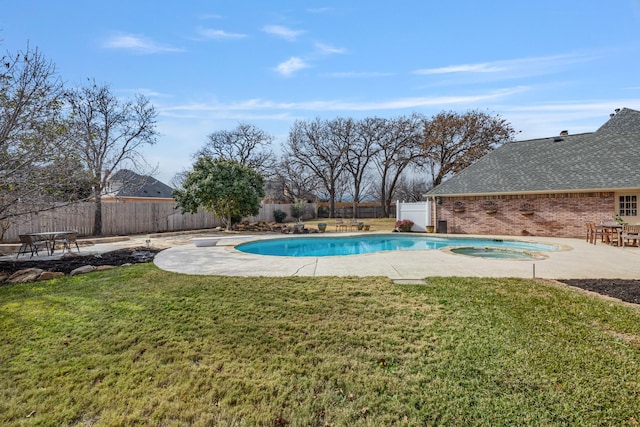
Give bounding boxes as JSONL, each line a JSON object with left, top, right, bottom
{"left": 65, "top": 80, "right": 158, "bottom": 235}
{"left": 285, "top": 118, "right": 348, "bottom": 218}
{"left": 170, "top": 169, "right": 188, "bottom": 190}
{"left": 393, "top": 173, "right": 431, "bottom": 202}
{"left": 372, "top": 114, "right": 425, "bottom": 217}
{"left": 276, "top": 154, "right": 319, "bottom": 201}
{"left": 422, "top": 110, "right": 515, "bottom": 187}
{"left": 343, "top": 117, "right": 384, "bottom": 216}
{"left": 0, "top": 45, "right": 87, "bottom": 240}
{"left": 196, "top": 122, "right": 276, "bottom": 179}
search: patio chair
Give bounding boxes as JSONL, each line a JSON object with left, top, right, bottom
{"left": 621, "top": 225, "right": 640, "bottom": 247}
{"left": 53, "top": 231, "right": 80, "bottom": 254}
{"left": 585, "top": 222, "right": 592, "bottom": 242}
{"left": 589, "top": 223, "right": 606, "bottom": 245}
{"left": 16, "top": 235, "right": 33, "bottom": 258}
{"left": 335, "top": 219, "right": 347, "bottom": 232}
{"left": 16, "top": 234, "right": 50, "bottom": 258}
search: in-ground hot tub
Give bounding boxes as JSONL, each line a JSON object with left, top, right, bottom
{"left": 448, "top": 247, "right": 547, "bottom": 260}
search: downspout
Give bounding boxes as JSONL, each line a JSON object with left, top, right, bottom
{"left": 432, "top": 196, "right": 437, "bottom": 230}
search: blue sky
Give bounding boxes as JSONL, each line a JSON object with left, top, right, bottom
{"left": 3, "top": 1, "right": 640, "bottom": 184}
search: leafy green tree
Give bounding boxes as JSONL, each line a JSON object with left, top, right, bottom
{"left": 173, "top": 158, "right": 265, "bottom": 229}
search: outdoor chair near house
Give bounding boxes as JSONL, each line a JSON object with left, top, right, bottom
{"left": 621, "top": 225, "right": 640, "bottom": 247}
{"left": 335, "top": 219, "right": 347, "bottom": 232}
{"left": 16, "top": 234, "right": 50, "bottom": 258}
{"left": 588, "top": 223, "right": 606, "bottom": 245}
{"left": 585, "top": 222, "right": 593, "bottom": 243}
{"left": 53, "top": 231, "right": 80, "bottom": 254}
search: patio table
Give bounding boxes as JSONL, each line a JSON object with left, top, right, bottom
{"left": 599, "top": 222, "right": 623, "bottom": 246}
{"left": 26, "top": 231, "right": 75, "bottom": 256}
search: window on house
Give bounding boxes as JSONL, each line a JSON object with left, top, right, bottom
{"left": 619, "top": 195, "right": 637, "bottom": 216}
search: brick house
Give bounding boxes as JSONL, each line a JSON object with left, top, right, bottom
{"left": 425, "top": 108, "right": 640, "bottom": 238}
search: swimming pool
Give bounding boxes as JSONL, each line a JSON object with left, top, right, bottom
{"left": 235, "top": 234, "right": 557, "bottom": 257}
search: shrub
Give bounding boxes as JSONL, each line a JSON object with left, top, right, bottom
{"left": 273, "top": 209, "right": 287, "bottom": 223}
{"left": 290, "top": 199, "right": 306, "bottom": 222}
{"left": 395, "top": 219, "right": 414, "bottom": 232}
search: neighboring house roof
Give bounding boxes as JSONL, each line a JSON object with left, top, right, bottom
{"left": 105, "top": 169, "right": 174, "bottom": 199}
{"left": 426, "top": 108, "right": 640, "bottom": 197}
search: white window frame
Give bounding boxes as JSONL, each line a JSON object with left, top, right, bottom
{"left": 618, "top": 193, "right": 638, "bottom": 217}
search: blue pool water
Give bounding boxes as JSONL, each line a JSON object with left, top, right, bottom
{"left": 235, "top": 234, "right": 557, "bottom": 257}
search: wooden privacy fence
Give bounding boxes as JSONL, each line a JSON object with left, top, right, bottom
{"left": 3, "top": 201, "right": 313, "bottom": 243}
{"left": 317, "top": 203, "right": 396, "bottom": 219}
{"left": 244, "top": 202, "right": 317, "bottom": 223}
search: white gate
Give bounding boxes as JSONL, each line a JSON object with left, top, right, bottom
{"left": 396, "top": 200, "right": 432, "bottom": 232}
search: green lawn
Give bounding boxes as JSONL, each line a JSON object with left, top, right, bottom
{"left": 1, "top": 265, "right": 640, "bottom": 426}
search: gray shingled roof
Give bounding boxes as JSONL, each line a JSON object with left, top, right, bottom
{"left": 109, "top": 169, "right": 174, "bottom": 198}
{"left": 427, "top": 108, "right": 640, "bottom": 196}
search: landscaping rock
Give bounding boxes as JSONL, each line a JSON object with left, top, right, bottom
{"left": 38, "top": 271, "right": 65, "bottom": 281}
{"left": 9, "top": 268, "right": 44, "bottom": 283}
{"left": 131, "top": 250, "right": 155, "bottom": 261}
{"left": 70, "top": 265, "right": 96, "bottom": 276}
{"left": 233, "top": 221, "right": 284, "bottom": 232}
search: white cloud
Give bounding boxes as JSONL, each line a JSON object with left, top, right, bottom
{"left": 315, "top": 42, "right": 347, "bottom": 55}
{"left": 414, "top": 52, "right": 598, "bottom": 78}
{"left": 102, "top": 33, "right": 183, "bottom": 54}
{"left": 416, "top": 63, "right": 505, "bottom": 75}
{"left": 317, "top": 87, "right": 528, "bottom": 111}
{"left": 275, "top": 57, "right": 310, "bottom": 77}
{"left": 196, "top": 27, "right": 247, "bottom": 39}
{"left": 161, "top": 87, "right": 529, "bottom": 113}
{"left": 489, "top": 100, "right": 640, "bottom": 140}
{"left": 263, "top": 25, "right": 305, "bottom": 41}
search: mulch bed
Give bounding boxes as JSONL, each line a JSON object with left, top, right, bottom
{"left": 560, "top": 279, "right": 640, "bottom": 305}
{"left": 0, "top": 247, "right": 163, "bottom": 277}
{"left": 1, "top": 249, "right": 639, "bottom": 305}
